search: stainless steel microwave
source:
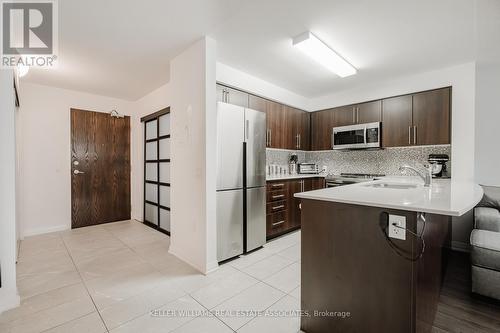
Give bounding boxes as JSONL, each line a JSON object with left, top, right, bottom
{"left": 332, "top": 122, "right": 381, "bottom": 150}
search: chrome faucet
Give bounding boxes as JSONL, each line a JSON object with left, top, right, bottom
{"left": 399, "top": 164, "right": 432, "bottom": 187}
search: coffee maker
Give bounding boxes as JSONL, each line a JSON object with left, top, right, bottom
{"left": 428, "top": 154, "right": 449, "bottom": 178}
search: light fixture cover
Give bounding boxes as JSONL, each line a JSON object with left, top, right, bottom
{"left": 293, "top": 32, "right": 356, "bottom": 77}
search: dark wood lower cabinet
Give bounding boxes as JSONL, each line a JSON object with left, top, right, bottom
{"left": 301, "top": 200, "right": 450, "bottom": 333}
{"left": 266, "top": 177, "right": 325, "bottom": 239}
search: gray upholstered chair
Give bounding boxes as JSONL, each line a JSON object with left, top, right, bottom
{"left": 470, "top": 185, "right": 500, "bottom": 300}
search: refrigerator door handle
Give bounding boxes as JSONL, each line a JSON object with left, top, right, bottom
{"left": 245, "top": 120, "right": 249, "bottom": 141}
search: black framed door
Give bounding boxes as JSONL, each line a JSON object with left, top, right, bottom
{"left": 141, "top": 108, "right": 171, "bottom": 235}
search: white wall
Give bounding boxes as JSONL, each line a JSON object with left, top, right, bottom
{"left": 0, "top": 69, "right": 20, "bottom": 313}
{"left": 216, "top": 62, "right": 310, "bottom": 110}
{"left": 17, "top": 83, "right": 133, "bottom": 236}
{"left": 167, "top": 37, "right": 217, "bottom": 273}
{"left": 474, "top": 0, "right": 500, "bottom": 186}
{"left": 475, "top": 63, "right": 500, "bottom": 186}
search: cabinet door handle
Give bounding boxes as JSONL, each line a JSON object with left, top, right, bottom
{"left": 269, "top": 129, "right": 272, "bottom": 146}
{"left": 352, "top": 107, "right": 356, "bottom": 123}
{"left": 271, "top": 183, "right": 284, "bottom": 188}
{"left": 413, "top": 126, "right": 417, "bottom": 145}
{"left": 408, "top": 126, "right": 411, "bottom": 145}
{"left": 357, "top": 107, "right": 360, "bottom": 123}
{"left": 272, "top": 205, "right": 285, "bottom": 210}
{"left": 245, "top": 120, "right": 249, "bottom": 140}
{"left": 225, "top": 89, "right": 229, "bottom": 103}
{"left": 272, "top": 220, "right": 285, "bottom": 227}
{"left": 298, "top": 134, "right": 301, "bottom": 149}
{"left": 272, "top": 194, "right": 285, "bottom": 199}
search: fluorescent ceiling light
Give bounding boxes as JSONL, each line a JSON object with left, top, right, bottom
{"left": 293, "top": 31, "right": 356, "bottom": 77}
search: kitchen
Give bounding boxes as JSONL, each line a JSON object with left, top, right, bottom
{"left": 216, "top": 84, "right": 452, "bottom": 252}
{"left": 2, "top": 1, "right": 499, "bottom": 333}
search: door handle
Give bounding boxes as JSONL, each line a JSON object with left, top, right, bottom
{"left": 272, "top": 194, "right": 285, "bottom": 199}
{"left": 269, "top": 130, "right": 272, "bottom": 146}
{"left": 272, "top": 220, "right": 285, "bottom": 227}
{"left": 413, "top": 126, "right": 417, "bottom": 145}
{"left": 408, "top": 126, "right": 411, "bottom": 145}
{"left": 352, "top": 107, "right": 356, "bottom": 123}
{"left": 245, "top": 120, "right": 249, "bottom": 140}
{"left": 73, "top": 170, "right": 85, "bottom": 175}
{"left": 272, "top": 205, "right": 285, "bottom": 210}
{"left": 298, "top": 134, "right": 301, "bottom": 149}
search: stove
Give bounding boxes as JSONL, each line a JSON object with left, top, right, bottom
{"left": 325, "top": 173, "right": 385, "bottom": 187}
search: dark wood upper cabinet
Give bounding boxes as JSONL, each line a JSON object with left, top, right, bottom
{"left": 311, "top": 109, "right": 336, "bottom": 150}
{"left": 266, "top": 100, "right": 285, "bottom": 149}
{"left": 282, "top": 105, "right": 296, "bottom": 150}
{"left": 333, "top": 105, "right": 356, "bottom": 127}
{"left": 298, "top": 111, "right": 311, "bottom": 150}
{"left": 357, "top": 100, "right": 382, "bottom": 124}
{"left": 412, "top": 87, "right": 451, "bottom": 146}
{"left": 382, "top": 95, "right": 413, "bottom": 147}
{"left": 286, "top": 107, "right": 311, "bottom": 150}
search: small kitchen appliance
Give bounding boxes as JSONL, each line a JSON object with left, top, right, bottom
{"left": 332, "top": 122, "right": 381, "bottom": 150}
{"left": 428, "top": 154, "right": 449, "bottom": 178}
{"left": 298, "top": 163, "right": 319, "bottom": 174}
{"left": 289, "top": 153, "right": 298, "bottom": 175}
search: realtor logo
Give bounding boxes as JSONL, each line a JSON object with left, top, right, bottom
{"left": 1, "top": 0, "right": 58, "bottom": 68}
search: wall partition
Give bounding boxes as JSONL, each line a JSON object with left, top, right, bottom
{"left": 141, "top": 108, "right": 171, "bottom": 235}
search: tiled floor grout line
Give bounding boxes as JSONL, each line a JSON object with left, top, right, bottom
{"left": 60, "top": 231, "right": 111, "bottom": 333}
{"left": 188, "top": 295, "right": 238, "bottom": 333}
{"left": 15, "top": 222, "right": 300, "bottom": 332}
{"left": 65, "top": 221, "right": 196, "bottom": 332}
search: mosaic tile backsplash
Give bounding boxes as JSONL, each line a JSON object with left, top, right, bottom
{"left": 266, "top": 145, "right": 451, "bottom": 176}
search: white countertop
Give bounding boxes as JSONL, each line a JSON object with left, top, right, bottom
{"left": 294, "top": 177, "right": 483, "bottom": 217}
{"left": 266, "top": 174, "right": 326, "bottom": 181}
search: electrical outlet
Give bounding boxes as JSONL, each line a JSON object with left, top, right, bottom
{"left": 388, "top": 214, "right": 406, "bottom": 240}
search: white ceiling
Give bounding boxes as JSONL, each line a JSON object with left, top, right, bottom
{"left": 24, "top": 0, "right": 481, "bottom": 100}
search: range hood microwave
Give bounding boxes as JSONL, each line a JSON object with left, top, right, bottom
{"left": 332, "top": 122, "right": 381, "bottom": 150}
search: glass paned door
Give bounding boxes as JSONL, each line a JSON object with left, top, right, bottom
{"left": 142, "top": 108, "right": 171, "bottom": 235}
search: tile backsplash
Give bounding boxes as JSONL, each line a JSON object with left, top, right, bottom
{"left": 266, "top": 145, "right": 451, "bottom": 176}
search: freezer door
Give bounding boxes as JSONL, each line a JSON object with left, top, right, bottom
{"left": 245, "top": 108, "right": 266, "bottom": 188}
{"left": 217, "top": 102, "right": 245, "bottom": 191}
{"left": 246, "top": 187, "right": 266, "bottom": 252}
{"left": 217, "top": 189, "right": 244, "bottom": 261}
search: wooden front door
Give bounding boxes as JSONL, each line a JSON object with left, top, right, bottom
{"left": 71, "top": 109, "right": 131, "bottom": 228}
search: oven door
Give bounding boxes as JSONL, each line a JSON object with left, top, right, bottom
{"left": 332, "top": 122, "right": 380, "bottom": 150}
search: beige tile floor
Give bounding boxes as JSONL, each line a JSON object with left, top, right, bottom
{"left": 0, "top": 220, "right": 302, "bottom": 333}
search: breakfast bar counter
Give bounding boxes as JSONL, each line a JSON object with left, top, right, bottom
{"left": 295, "top": 178, "right": 483, "bottom": 333}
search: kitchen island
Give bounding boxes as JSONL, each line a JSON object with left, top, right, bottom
{"left": 295, "top": 178, "right": 483, "bottom": 333}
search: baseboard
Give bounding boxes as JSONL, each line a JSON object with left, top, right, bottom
{"left": 22, "top": 224, "right": 69, "bottom": 237}
{"left": 451, "top": 241, "right": 471, "bottom": 253}
{"left": 0, "top": 288, "right": 20, "bottom": 314}
{"left": 205, "top": 260, "right": 219, "bottom": 274}
{"left": 169, "top": 246, "right": 208, "bottom": 274}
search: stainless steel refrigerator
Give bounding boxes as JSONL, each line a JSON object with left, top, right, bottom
{"left": 216, "top": 101, "right": 266, "bottom": 262}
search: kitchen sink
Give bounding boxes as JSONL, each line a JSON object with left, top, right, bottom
{"left": 364, "top": 183, "right": 419, "bottom": 189}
